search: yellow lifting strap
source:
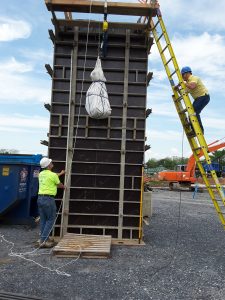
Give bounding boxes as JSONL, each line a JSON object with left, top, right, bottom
{"left": 103, "top": 20, "right": 108, "bottom": 32}
{"left": 150, "top": 10, "right": 225, "bottom": 229}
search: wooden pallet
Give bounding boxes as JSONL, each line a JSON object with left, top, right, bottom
{"left": 53, "top": 233, "right": 112, "bottom": 258}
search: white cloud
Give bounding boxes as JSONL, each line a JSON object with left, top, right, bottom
{"left": 1, "top": 57, "right": 33, "bottom": 73}
{"left": 0, "top": 114, "right": 49, "bottom": 130}
{"left": 149, "top": 32, "right": 225, "bottom": 90}
{"left": 160, "top": 0, "right": 225, "bottom": 31}
{"left": 0, "top": 57, "right": 50, "bottom": 103}
{"left": 0, "top": 126, "right": 37, "bottom": 133}
{"left": 145, "top": 127, "right": 193, "bottom": 160}
{"left": 146, "top": 128, "right": 181, "bottom": 142}
{"left": 204, "top": 117, "right": 225, "bottom": 130}
{"left": 150, "top": 102, "right": 177, "bottom": 118}
{"left": 173, "top": 33, "right": 225, "bottom": 78}
{"left": 148, "top": 68, "right": 167, "bottom": 81}
{"left": 0, "top": 114, "right": 49, "bottom": 155}
{"left": 0, "top": 17, "right": 31, "bottom": 41}
{"left": 19, "top": 48, "right": 52, "bottom": 64}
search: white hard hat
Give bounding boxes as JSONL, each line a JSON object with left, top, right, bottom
{"left": 40, "top": 157, "right": 52, "bottom": 168}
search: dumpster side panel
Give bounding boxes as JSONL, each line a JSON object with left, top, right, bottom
{"left": 0, "top": 155, "right": 41, "bottom": 223}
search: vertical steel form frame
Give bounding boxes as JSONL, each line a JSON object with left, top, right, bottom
{"left": 118, "top": 30, "right": 130, "bottom": 239}
{"left": 48, "top": 23, "right": 149, "bottom": 240}
{"left": 60, "top": 27, "right": 79, "bottom": 237}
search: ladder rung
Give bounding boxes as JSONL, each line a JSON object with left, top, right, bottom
{"left": 214, "top": 199, "right": 225, "bottom": 203}
{"left": 160, "top": 44, "right": 169, "bottom": 54}
{"left": 200, "top": 173, "right": 208, "bottom": 177}
{"left": 193, "top": 147, "right": 202, "bottom": 156}
{"left": 165, "top": 57, "right": 173, "bottom": 65}
{"left": 174, "top": 95, "right": 183, "bottom": 102}
{"left": 170, "top": 69, "right": 177, "bottom": 77}
{"left": 152, "top": 20, "right": 160, "bottom": 30}
{"left": 184, "top": 124, "right": 191, "bottom": 129}
{"left": 187, "top": 132, "right": 196, "bottom": 138}
{"left": 156, "top": 32, "right": 164, "bottom": 42}
{"left": 179, "top": 108, "right": 187, "bottom": 115}
{"left": 193, "top": 147, "right": 201, "bottom": 151}
{"left": 206, "top": 185, "right": 223, "bottom": 189}
{"left": 184, "top": 120, "right": 191, "bottom": 127}
{"left": 218, "top": 211, "right": 225, "bottom": 215}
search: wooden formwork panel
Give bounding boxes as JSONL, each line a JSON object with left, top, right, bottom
{"left": 48, "top": 24, "right": 148, "bottom": 240}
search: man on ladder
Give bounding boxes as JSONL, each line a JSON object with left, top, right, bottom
{"left": 179, "top": 66, "right": 210, "bottom": 134}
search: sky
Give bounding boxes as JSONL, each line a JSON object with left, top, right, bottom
{"left": 0, "top": 0, "right": 225, "bottom": 160}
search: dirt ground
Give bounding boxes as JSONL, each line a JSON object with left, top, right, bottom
{"left": 0, "top": 189, "right": 225, "bottom": 300}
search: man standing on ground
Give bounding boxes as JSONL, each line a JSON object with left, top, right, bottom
{"left": 180, "top": 66, "right": 210, "bottom": 134}
{"left": 38, "top": 157, "right": 65, "bottom": 248}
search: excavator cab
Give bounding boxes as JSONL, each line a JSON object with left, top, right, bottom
{"left": 175, "top": 164, "right": 187, "bottom": 172}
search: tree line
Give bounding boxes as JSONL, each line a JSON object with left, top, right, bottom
{"left": 0, "top": 149, "right": 19, "bottom": 154}
{"left": 146, "top": 157, "right": 188, "bottom": 170}
{"left": 146, "top": 149, "right": 225, "bottom": 170}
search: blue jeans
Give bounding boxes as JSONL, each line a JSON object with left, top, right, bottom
{"left": 37, "top": 196, "right": 56, "bottom": 243}
{"left": 193, "top": 94, "right": 210, "bottom": 134}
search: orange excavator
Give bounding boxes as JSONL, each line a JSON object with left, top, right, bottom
{"left": 157, "top": 140, "right": 225, "bottom": 190}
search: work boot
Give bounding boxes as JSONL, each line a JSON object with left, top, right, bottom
{"left": 37, "top": 236, "right": 54, "bottom": 242}
{"left": 39, "top": 241, "right": 54, "bottom": 248}
{"left": 48, "top": 236, "right": 54, "bottom": 242}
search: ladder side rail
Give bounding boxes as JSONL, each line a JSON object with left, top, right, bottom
{"left": 194, "top": 156, "right": 225, "bottom": 225}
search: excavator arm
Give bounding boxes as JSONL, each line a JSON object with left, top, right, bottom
{"left": 186, "top": 141, "right": 225, "bottom": 177}
{"left": 158, "top": 140, "right": 225, "bottom": 187}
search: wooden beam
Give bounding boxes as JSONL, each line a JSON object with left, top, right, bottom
{"left": 56, "top": 19, "right": 148, "bottom": 30}
{"left": 40, "top": 140, "right": 49, "bottom": 146}
{"left": 146, "top": 108, "right": 152, "bottom": 118}
{"left": 64, "top": 11, "right": 72, "bottom": 19}
{"left": 45, "top": 64, "right": 53, "bottom": 77}
{"left": 48, "top": 29, "right": 55, "bottom": 43}
{"left": 146, "top": 71, "right": 153, "bottom": 86}
{"left": 51, "top": 10, "right": 60, "bottom": 33}
{"left": 45, "top": 0, "right": 159, "bottom": 17}
{"left": 44, "top": 103, "right": 51, "bottom": 112}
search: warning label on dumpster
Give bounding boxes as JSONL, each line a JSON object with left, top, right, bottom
{"left": 19, "top": 167, "right": 28, "bottom": 193}
{"left": 2, "top": 167, "right": 10, "bottom": 176}
{"left": 33, "top": 169, "right": 39, "bottom": 178}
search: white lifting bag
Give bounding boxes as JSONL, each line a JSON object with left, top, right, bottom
{"left": 85, "top": 56, "right": 111, "bottom": 119}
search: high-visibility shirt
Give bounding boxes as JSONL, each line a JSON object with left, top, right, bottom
{"left": 38, "top": 170, "right": 60, "bottom": 196}
{"left": 186, "top": 75, "right": 208, "bottom": 100}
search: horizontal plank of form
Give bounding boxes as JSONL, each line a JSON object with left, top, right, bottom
{"left": 55, "top": 19, "right": 148, "bottom": 30}
{"left": 53, "top": 233, "right": 112, "bottom": 258}
{"left": 45, "top": 0, "right": 159, "bottom": 16}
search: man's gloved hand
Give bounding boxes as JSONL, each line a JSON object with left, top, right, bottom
{"left": 174, "top": 83, "right": 181, "bottom": 90}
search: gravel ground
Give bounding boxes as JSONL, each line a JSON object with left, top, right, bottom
{"left": 0, "top": 189, "right": 225, "bottom": 300}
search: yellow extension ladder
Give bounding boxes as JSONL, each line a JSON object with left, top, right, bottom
{"left": 150, "top": 9, "right": 225, "bottom": 228}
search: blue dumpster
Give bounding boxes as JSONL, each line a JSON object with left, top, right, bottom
{"left": 0, "top": 154, "right": 42, "bottom": 224}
